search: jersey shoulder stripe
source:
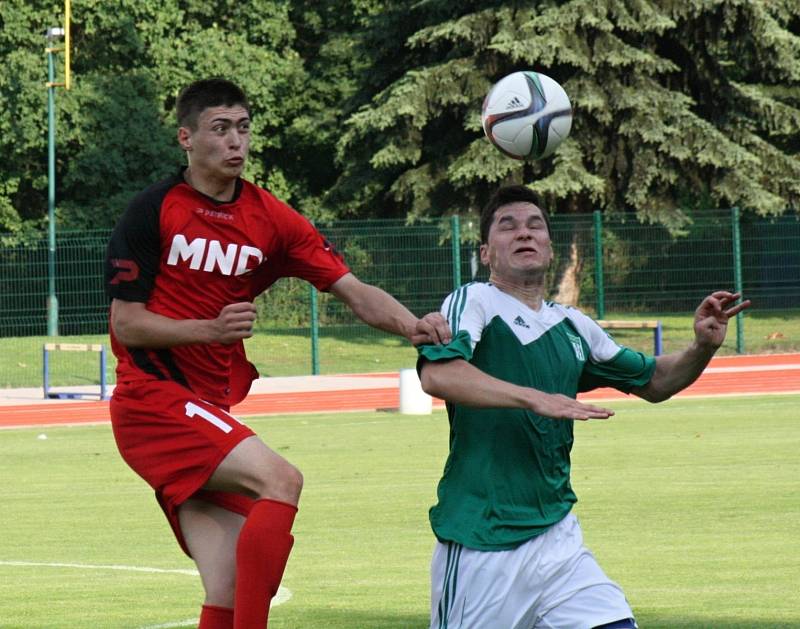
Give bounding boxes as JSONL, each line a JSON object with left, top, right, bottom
{"left": 444, "top": 283, "right": 478, "bottom": 333}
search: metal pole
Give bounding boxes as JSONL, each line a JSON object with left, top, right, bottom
{"left": 43, "top": 345, "right": 50, "bottom": 399}
{"left": 46, "top": 45, "right": 59, "bottom": 336}
{"left": 654, "top": 322, "right": 663, "bottom": 356}
{"left": 731, "top": 207, "right": 744, "bottom": 354}
{"left": 451, "top": 215, "right": 461, "bottom": 290}
{"left": 308, "top": 219, "right": 321, "bottom": 375}
{"left": 593, "top": 210, "right": 605, "bottom": 319}
{"left": 310, "top": 284, "right": 320, "bottom": 375}
{"left": 100, "top": 345, "right": 108, "bottom": 400}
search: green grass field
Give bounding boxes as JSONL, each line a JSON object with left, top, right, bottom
{"left": 1, "top": 308, "right": 799, "bottom": 389}
{"left": 1, "top": 394, "right": 799, "bottom": 628}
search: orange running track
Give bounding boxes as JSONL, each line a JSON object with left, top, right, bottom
{"left": 2, "top": 353, "right": 799, "bottom": 429}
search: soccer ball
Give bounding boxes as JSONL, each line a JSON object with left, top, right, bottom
{"left": 481, "top": 71, "right": 573, "bottom": 160}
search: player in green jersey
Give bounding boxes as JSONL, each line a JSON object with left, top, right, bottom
{"left": 417, "top": 184, "right": 750, "bottom": 629}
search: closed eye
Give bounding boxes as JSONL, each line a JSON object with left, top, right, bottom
{"left": 497, "top": 217, "right": 517, "bottom": 230}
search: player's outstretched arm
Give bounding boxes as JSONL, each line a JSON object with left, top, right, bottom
{"left": 420, "top": 358, "right": 614, "bottom": 421}
{"left": 329, "top": 273, "right": 451, "bottom": 345}
{"left": 111, "top": 299, "right": 257, "bottom": 348}
{"left": 630, "top": 291, "right": 751, "bottom": 403}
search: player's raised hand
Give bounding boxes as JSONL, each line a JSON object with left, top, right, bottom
{"left": 527, "top": 390, "right": 615, "bottom": 421}
{"left": 693, "top": 291, "right": 751, "bottom": 349}
{"left": 411, "top": 312, "right": 452, "bottom": 346}
{"left": 212, "top": 302, "right": 258, "bottom": 344}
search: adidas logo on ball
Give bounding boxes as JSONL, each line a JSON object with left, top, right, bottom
{"left": 505, "top": 96, "right": 524, "bottom": 110}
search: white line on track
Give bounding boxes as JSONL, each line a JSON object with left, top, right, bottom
{"left": 0, "top": 560, "right": 292, "bottom": 627}
{"left": 704, "top": 364, "right": 800, "bottom": 373}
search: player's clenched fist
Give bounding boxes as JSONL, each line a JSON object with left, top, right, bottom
{"left": 411, "top": 312, "right": 452, "bottom": 346}
{"left": 211, "top": 302, "right": 257, "bottom": 344}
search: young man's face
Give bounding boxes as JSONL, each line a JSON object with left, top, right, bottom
{"left": 178, "top": 105, "right": 251, "bottom": 180}
{"left": 480, "top": 201, "right": 553, "bottom": 280}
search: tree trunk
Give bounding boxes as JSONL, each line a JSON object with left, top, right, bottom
{"left": 552, "top": 235, "right": 583, "bottom": 306}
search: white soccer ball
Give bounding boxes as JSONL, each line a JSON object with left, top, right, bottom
{"left": 481, "top": 71, "right": 573, "bottom": 160}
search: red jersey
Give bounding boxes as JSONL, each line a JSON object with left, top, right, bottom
{"left": 105, "top": 170, "right": 349, "bottom": 406}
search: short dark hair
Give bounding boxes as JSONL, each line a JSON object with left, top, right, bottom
{"left": 176, "top": 78, "right": 250, "bottom": 130}
{"left": 479, "top": 185, "right": 550, "bottom": 244}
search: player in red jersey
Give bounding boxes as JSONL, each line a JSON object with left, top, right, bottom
{"left": 104, "top": 78, "right": 451, "bottom": 629}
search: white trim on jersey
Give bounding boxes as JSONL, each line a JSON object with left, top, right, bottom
{"left": 440, "top": 283, "right": 622, "bottom": 362}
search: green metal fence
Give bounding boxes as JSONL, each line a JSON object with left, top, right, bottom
{"left": 1, "top": 209, "right": 798, "bottom": 389}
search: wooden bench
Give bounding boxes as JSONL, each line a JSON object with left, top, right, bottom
{"left": 596, "top": 320, "right": 663, "bottom": 355}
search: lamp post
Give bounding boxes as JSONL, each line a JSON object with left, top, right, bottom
{"left": 46, "top": 26, "right": 64, "bottom": 336}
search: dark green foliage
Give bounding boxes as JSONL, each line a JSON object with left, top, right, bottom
{"left": 329, "top": 0, "right": 800, "bottom": 227}
{"left": 0, "top": 0, "right": 305, "bottom": 231}
{"left": 0, "top": 1, "right": 798, "bottom": 234}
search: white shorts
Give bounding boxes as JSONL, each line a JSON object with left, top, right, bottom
{"left": 430, "top": 513, "right": 635, "bottom": 629}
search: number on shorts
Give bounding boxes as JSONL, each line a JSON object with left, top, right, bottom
{"left": 184, "top": 401, "right": 240, "bottom": 434}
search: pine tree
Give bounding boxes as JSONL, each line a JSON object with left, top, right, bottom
{"left": 326, "top": 0, "right": 800, "bottom": 301}
{"left": 330, "top": 0, "right": 800, "bottom": 220}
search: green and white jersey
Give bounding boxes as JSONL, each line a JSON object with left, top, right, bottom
{"left": 418, "top": 282, "right": 656, "bottom": 551}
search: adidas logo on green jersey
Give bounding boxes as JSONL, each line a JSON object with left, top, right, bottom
{"left": 513, "top": 315, "right": 530, "bottom": 329}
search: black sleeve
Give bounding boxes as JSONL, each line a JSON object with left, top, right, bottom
{"left": 104, "top": 183, "right": 167, "bottom": 302}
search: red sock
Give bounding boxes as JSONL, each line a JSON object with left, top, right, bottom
{"left": 234, "top": 498, "right": 297, "bottom": 629}
{"left": 198, "top": 604, "right": 233, "bottom": 629}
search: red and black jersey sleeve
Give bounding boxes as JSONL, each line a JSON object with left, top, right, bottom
{"left": 105, "top": 176, "right": 178, "bottom": 302}
{"left": 249, "top": 192, "right": 350, "bottom": 296}
{"left": 277, "top": 201, "right": 350, "bottom": 290}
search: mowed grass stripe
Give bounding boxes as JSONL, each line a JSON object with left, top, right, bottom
{"left": 0, "top": 395, "right": 798, "bottom": 628}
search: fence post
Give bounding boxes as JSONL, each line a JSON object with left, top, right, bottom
{"left": 46, "top": 41, "right": 60, "bottom": 336}
{"left": 310, "top": 285, "right": 320, "bottom": 375}
{"left": 451, "top": 215, "right": 462, "bottom": 290}
{"left": 593, "top": 210, "right": 605, "bottom": 319}
{"left": 731, "top": 207, "right": 744, "bottom": 354}
{"left": 309, "top": 219, "right": 321, "bottom": 375}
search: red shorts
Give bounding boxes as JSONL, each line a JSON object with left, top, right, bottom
{"left": 110, "top": 379, "right": 257, "bottom": 556}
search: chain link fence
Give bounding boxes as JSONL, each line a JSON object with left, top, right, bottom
{"left": 1, "top": 209, "right": 798, "bottom": 388}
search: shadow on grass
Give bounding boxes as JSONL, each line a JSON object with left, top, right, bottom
{"left": 635, "top": 613, "right": 800, "bottom": 629}
{"left": 274, "top": 609, "right": 800, "bottom": 629}
{"left": 274, "top": 608, "right": 428, "bottom": 629}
